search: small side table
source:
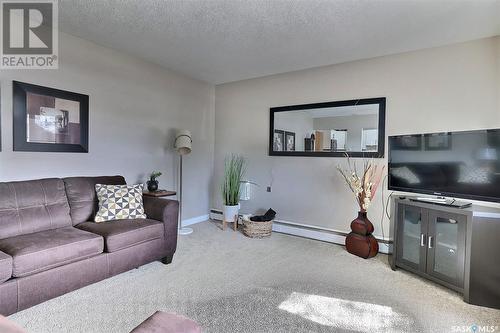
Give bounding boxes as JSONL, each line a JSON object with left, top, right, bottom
{"left": 143, "top": 190, "right": 177, "bottom": 197}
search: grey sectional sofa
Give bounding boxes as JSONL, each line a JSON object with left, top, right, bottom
{"left": 0, "top": 176, "right": 179, "bottom": 315}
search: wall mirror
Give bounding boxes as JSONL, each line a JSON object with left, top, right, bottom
{"left": 269, "top": 97, "right": 386, "bottom": 157}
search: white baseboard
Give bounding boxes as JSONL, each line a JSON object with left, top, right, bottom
{"left": 182, "top": 214, "right": 210, "bottom": 227}
{"left": 210, "top": 209, "right": 392, "bottom": 254}
{"left": 272, "top": 221, "right": 391, "bottom": 254}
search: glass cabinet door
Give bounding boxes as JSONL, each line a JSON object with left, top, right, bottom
{"left": 426, "top": 211, "right": 466, "bottom": 288}
{"left": 396, "top": 204, "right": 427, "bottom": 271}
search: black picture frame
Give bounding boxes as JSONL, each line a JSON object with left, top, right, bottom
{"left": 285, "top": 131, "right": 295, "bottom": 151}
{"left": 269, "top": 97, "right": 386, "bottom": 158}
{"left": 273, "top": 130, "right": 285, "bottom": 152}
{"left": 391, "top": 134, "right": 423, "bottom": 151}
{"left": 424, "top": 132, "right": 452, "bottom": 151}
{"left": 13, "top": 81, "right": 89, "bottom": 153}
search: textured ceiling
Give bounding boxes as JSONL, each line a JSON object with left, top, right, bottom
{"left": 58, "top": 0, "right": 500, "bottom": 84}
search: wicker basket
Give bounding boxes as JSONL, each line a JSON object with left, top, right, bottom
{"left": 242, "top": 219, "right": 273, "bottom": 238}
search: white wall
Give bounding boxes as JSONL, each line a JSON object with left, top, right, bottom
{"left": 213, "top": 37, "right": 500, "bottom": 240}
{"left": 0, "top": 32, "right": 215, "bottom": 221}
{"left": 274, "top": 111, "right": 314, "bottom": 151}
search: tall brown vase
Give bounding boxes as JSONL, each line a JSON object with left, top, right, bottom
{"left": 345, "top": 211, "right": 379, "bottom": 259}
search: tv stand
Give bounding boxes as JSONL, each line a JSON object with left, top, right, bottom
{"left": 391, "top": 198, "right": 500, "bottom": 309}
{"left": 409, "top": 197, "right": 471, "bottom": 208}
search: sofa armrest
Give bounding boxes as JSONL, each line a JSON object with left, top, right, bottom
{"left": 143, "top": 196, "right": 179, "bottom": 253}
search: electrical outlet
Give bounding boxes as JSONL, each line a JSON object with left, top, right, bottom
{"left": 267, "top": 186, "right": 272, "bottom": 192}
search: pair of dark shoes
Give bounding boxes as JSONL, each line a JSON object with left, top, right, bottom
{"left": 250, "top": 208, "right": 276, "bottom": 222}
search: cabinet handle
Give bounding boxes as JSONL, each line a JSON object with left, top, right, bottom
{"left": 420, "top": 233, "right": 426, "bottom": 247}
{"left": 428, "top": 236, "right": 433, "bottom": 249}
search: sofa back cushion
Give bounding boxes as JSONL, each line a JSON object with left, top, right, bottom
{"left": 63, "top": 176, "right": 126, "bottom": 225}
{"left": 0, "top": 178, "right": 72, "bottom": 239}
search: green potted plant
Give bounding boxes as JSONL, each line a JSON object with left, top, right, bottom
{"left": 147, "top": 171, "right": 162, "bottom": 192}
{"left": 221, "top": 154, "right": 246, "bottom": 222}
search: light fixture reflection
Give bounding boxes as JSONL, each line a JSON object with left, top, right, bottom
{"left": 278, "top": 292, "right": 412, "bottom": 332}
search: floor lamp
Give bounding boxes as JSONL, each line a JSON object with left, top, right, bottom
{"left": 174, "top": 130, "right": 193, "bottom": 235}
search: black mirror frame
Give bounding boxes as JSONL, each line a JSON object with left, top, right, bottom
{"left": 269, "top": 97, "right": 386, "bottom": 158}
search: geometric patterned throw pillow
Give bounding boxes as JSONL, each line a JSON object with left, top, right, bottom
{"left": 94, "top": 184, "right": 147, "bottom": 222}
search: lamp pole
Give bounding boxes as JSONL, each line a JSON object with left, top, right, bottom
{"left": 176, "top": 132, "right": 193, "bottom": 236}
{"left": 179, "top": 154, "right": 183, "bottom": 231}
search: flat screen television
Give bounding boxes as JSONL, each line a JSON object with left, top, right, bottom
{"left": 388, "top": 129, "right": 500, "bottom": 203}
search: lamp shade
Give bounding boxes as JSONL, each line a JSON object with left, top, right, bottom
{"left": 174, "top": 129, "right": 192, "bottom": 155}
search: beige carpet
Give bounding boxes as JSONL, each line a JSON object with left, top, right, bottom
{"left": 9, "top": 221, "right": 500, "bottom": 333}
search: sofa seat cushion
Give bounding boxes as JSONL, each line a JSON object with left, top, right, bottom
{"left": 0, "top": 227, "right": 104, "bottom": 278}
{"left": 0, "top": 251, "right": 12, "bottom": 283}
{"left": 76, "top": 219, "right": 163, "bottom": 253}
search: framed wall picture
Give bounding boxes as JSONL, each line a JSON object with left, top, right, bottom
{"left": 424, "top": 132, "right": 452, "bottom": 150}
{"left": 285, "top": 131, "right": 295, "bottom": 151}
{"left": 391, "top": 134, "right": 422, "bottom": 151}
{"left": 273, "top": 129, "right": 284, "bottom": 152}
{"left": 13, "top": 81, "right": 89, "bottom": 152}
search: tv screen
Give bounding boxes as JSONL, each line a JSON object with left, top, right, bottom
{"left": 388, "top": 129, "right": 500, "bottom": 202}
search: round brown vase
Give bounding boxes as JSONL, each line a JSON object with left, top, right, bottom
{"left": 350, "top": 211, "right": 374, "bottom": 235}
{"left": 345, "top": 211, "right": 379, "bottom": 259}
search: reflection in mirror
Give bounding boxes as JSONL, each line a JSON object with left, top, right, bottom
{"left": 270, "top": 98, "right": 385, "bottom": 157}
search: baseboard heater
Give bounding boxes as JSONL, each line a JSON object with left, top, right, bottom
{"left": 209, "top": 209, "right": 392, "bottom": 254}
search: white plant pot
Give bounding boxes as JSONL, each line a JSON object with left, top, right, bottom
{"left": 223, "top": 204, "right": 240, "bottom": 222}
